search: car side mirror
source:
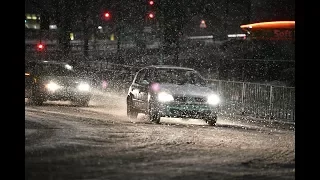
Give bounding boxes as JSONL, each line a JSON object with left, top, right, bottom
{"left": 141, "top": 80, "right": 149, "bottom": 85}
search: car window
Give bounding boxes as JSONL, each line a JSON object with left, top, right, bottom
{"left": 154, "top": 69, "right": 206, "bottom": 86}
{"left": 134, "top": 69, "right": 147, "bottom": 84}
{"left": 142, "top": 69, "right": 153, "bottom": 82}
{"left": 35, "top": 63, "right": 76, "bottom": 77}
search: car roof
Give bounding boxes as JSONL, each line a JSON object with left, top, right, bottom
{"left": 144, "top": 65, "right": 195, "bottom": 71}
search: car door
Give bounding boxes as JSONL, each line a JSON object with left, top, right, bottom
{"left": 130, "top": 69, "right": 147, "bottom": 110}
{"left": 139, "top": 69, "right": 153, "bottom": 111}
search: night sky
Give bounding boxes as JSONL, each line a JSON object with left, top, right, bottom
{"left": 25, "top": 0, "right": 295, "bottom": 23}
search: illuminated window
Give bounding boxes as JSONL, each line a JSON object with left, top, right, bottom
{"left": 32, "top": 14, "right": 37, "bottom": 20}
{"left": 26, "top": 14, "right": 32, "bottom": 19}
{"left": 70, "top": 33, "right": 74, "bottom": 40}
{"left": 49, "top": 25, "right": 57, "bottom": 29}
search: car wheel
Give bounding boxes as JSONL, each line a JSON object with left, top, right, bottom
{"left": 148, "top": 100, "right": 161, "bottom": 124}
{"left": 206, "top": 116, "right": 217, "bottom": 126}
{"left": 73, "top": 98, "right": 90, "bottom": 107}
{"left": 30, "top": 89, "right": 45, "bottom": 105}
{"left": 127, "top": 98, "right": 138, "bottom": 119}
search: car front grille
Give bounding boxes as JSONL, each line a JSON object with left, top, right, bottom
{"left": 173, "top": 96, "right": 206, "bottom": 104}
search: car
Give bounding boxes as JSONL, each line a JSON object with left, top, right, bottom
{"left": 126, "top": 65, "right": 221, "bottom": 126}
{"left": 25, "top": 60, "right": 93, "bottom": 106}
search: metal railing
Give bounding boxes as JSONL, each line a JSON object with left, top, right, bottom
{"left": 207, "top": 79, "right": 295, "bottom": 122}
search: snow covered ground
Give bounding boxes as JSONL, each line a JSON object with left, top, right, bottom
{"left": 25, "top": 90, "right": 295, "bottom": 180}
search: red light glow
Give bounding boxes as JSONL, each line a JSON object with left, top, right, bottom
{"left": 151, "top": 83, "right": 160, "bottom": 92}
{"left": 104, "top": 13, "right": 110, "bottom": 18}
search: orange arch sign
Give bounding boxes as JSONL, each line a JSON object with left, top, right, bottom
{"left": 240, "top": 21, "right": 295, "bottom": 40}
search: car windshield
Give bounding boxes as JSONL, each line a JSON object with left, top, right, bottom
{"left": 36, "top": 63, "right": 76, "bottom": 77}
{"left": 154, "top": 69, "right": 206, "bottom": 86}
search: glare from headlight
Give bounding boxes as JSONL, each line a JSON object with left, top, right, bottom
{"left": 207, "top": 94, "right": 220, "bottom": 105}
{"left": 77, "top": 83, "right": 90, "bottom": 91}
{"left": 158, "top": 92, "right": 174, "bottom": 102}
{"left": 46, "top": 82, "right": 60, "bottom": 91}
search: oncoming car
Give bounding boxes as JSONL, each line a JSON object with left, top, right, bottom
{"left": 126, "top": 65, "right": 221, "bottom": 126}
{"left": 25, "top": 61, "right": 93, "bottom": 106}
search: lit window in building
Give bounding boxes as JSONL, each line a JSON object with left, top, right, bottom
{"left": 49, "top": 25, "right": 57, "bottom": 29}
{"left": 70, "top": 33, "right": 74, "bottom": 40}
{"left": 32, "top": 14, "right": 37, "bottom": 20}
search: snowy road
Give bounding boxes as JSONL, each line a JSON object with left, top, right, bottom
{"left": 25, "top": 90, "right": 295, "bottom": 180}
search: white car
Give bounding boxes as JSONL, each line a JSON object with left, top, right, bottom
{"left": 126, "top": 65, "right": 221, "bottom": 126}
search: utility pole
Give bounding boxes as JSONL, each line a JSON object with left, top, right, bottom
{"left": 224, "top": 0, "right": 229, "bottom": 35}
{"left": 247, "top": 0, "right": 251, "bottom": 24}
{"left": 115, "top": 0, "right": 123, "bottom": 64}
{"left": 158, "top": 5, "right": 164, "bottom": 65}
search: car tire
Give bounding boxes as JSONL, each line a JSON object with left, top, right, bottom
{"left": 206, "top": 116, "right": 217, "bottom": 126}
{"left": 79, "top": 100, "right": 90, "bottom": 107}
{"left": 30, "top": 89, "right": 45, "bottom": 106}
{"left": 73, "top": 98, "right": 90, "bottom": 107}
{"left": 127, "top": 98, "right": 138, "bottom": 119}
{"left": 148, "top": 99, "right": 161, "bottom": 124}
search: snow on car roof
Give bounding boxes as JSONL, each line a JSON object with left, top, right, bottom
{"left": 146, "top": 65, "right": 195, "bottom": 71}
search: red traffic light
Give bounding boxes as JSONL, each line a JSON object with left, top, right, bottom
{"left": 104, "top": 12, "right": 110, "bottom": 18}
{"left": 36, "top": 43, "right": 44, "bottom": 51}
{"left": 149, "top": 1, "right": 154, "bottom": 5}
{"left": 148, "top": 13, "right": 154, "bottom": 18}
{"left": 103, "top": 11, "right": 111, "bottom": 20}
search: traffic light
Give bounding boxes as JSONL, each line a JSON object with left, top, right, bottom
{"left": 146, "top": 1, "right": 156, "bottom": 21}
{"left": 36, "top": 43, "right": 45, "bottom": 51}
{"left": 148, "top": 12, "right": 155, "bottom": 19}
{"left": 103, "top": 11, "right": 111, "bottom": 21}
{"left": 104, "top": 12, "right": 110, "bottom": 18}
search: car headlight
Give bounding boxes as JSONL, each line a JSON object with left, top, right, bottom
{"left": 45, "top": 82, "right": 60, "bottom": 92}
{"left": 158, "top": 92, "right": 174, "bottom": 102}
{"left": 77, "top": 83, "right": 90, "bottom": 91}
{"left": 207, "top": 94, "right": 220, "bottom": 105}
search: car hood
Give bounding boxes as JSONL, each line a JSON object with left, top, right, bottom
{"left": 157, "top": 83, "right": 216, "bottom": 97}
{"left": 40, "top": 76, "right": 92, "bottom": 86}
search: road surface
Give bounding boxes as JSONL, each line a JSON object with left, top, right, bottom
{"left": 25, "top": 90, "right": 295, "bottom": 180}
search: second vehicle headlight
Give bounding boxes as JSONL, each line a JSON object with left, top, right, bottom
{"left": 207, "top": 94, "right": 220, "bottom": 105}
{"left": 45, "top": 82, "right": 60, "bottom": 92}
{"left": 77, "top": 83, "right": 90, "bottom": 91}
{"left": 158, "top": 92, "right": 174, "bottom": 102}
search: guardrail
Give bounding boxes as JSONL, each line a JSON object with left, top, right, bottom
{"left": 207, "top": 79, "right": 295, "bottom": 121}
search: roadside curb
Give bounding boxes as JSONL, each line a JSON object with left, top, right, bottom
{"left": 219, "top": 114, "right": 295, "bottom": 127}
